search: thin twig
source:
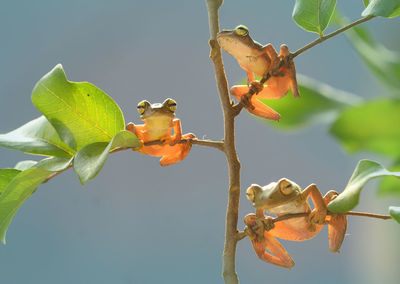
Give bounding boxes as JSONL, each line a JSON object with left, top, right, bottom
{"left": 232, "top": 15, "right": 375, "bottom": 117}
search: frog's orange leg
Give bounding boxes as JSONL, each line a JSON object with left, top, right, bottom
{"left": 126, "top": 122, "right": 145, "bottom": 141}
{"left": 244, "top": 214, "right": 295, "bottom": 269}
{"left": 159, "top": 133, "right": 195, "bottom": 166}
{"left": 169, "top": 119, "right": 183, "bottom": 145}
{"left": 301, "top": 184, "right": 328, "bottom": 226}
{"left": 279, "top": 45, "right": 300, "bottom": 98}
{"left": 263, "top": 44, "right": 280, "bottom": 71}
{"left": 230, "top": 85, "right": 281, "bottom": 121}
{"left": 323, "top": 191, "right": 347, "bottom": 253}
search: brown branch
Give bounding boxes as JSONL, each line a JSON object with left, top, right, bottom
{"left": 206, "top": 0, "right": 242, "bottom": 283}
{"left": 232, "top": 15, "right": 375, "bottom": 117}
{"left": 237, "top": 210, "right": 392, "bottom": 240}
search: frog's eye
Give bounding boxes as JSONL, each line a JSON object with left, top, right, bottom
{"left": 137, "top": 100, "right": 150, "bottom": 115}
{"left": 235, "top": 25, "right": 249, "bottom": 36}
{"left": 164, "top": 98, "right": 177, "bottom": 112}
{"left": 279, "top": 179, "right": 293, "bottom": 195}
{"left": 246, "top": 187, "right": 255, "bottom": 202}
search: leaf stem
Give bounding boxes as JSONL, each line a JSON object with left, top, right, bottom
{"left": 291, "top": 15, "right": 375, "bottom": 59}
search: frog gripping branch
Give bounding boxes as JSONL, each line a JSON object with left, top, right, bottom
{"left": 217, "top": 25, "right": 300, "bottom": 121}
{"left": 243, "top": 179, "right": 347, "bottom": 269}
{"left": 125, "top": 98, "right": 195, "bottom": 166}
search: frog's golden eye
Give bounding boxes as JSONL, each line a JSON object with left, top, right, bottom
{"left": 165, "top": 98, "right": 177, "bottom": 112}
{"left": 235, "top": 25, "right": 249, "bottom": 36}
{"left": 137, "top": 100, "right": 150, "bottom": 115}
{"left": 279, "top": 179, "right": 293, "bottom": 195}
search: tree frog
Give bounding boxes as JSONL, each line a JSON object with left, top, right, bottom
{"left": 125, "top": 98, "right": 195, "bottom": 166}
{"left": 217, "top": 25, "right": 299, "bottom": 121}
{"left": 244, "top": 178, "right": 347, "bottom": 269}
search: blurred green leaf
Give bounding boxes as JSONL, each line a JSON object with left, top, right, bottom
{"left": 0, "top": 116, "right": 74, "bottom": 158}
{"left": 330, "top": 99, "right": 400, "bottom": 157}
{"left": 336, "top": 14, "right": 400, "bottom": 92}
{"left": 362, "top": 0, "right": 400, "bottom": 18}
{"left": 328, "top": 160, "right": 400, "bottom": 213}
{"left": 0, "top": 168, "right": 52, "bottom": 244}
{"left": 257, "top": 74, "right": 361, "bottom": 129}
{"left": 0, "top": 169, "right": 21, "bottom": 195}
{"left": 73, "top": 130, "right": 140, "bottom": 185}
{"left": 292, "top": 0, "right": 337, "bottom": 35}
{"left": 31, "top": 64, "right": 125, "bottom": 152}
{"left": 14, "top": 160, "right": 38, "bottom": 171}
{"left": 389, "top": 206, "right": 400, "bottom": 223}
{"left": 379, "top": 161, "right": 400, "bottom": 195}
{"left": 363, "top": 0, "right": 371, "bottom": 6}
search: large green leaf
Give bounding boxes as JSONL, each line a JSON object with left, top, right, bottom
{"left": 31, "top": 64, "right": 125, "bottom": 152}
{"left": 0, "top": 169, "right": 21, "bottom": 195}
{"left": 0, "top": 116, "right": 74, "bottom": 157}
{"left": 328, "top": 160, "right": 400, "bottom": 213}
{"left": 73, "top": 130, "right": 140, "bottom": 185}
{"left": 292, "top": 0, "right": 337, "bottom": 35}
{"left": 362, "top": 0, "right": 400, "bottom": 18}
{"left": 379, "top": 161, "right": 400, "bottom": 195}
{"left": 336, "top": 14, "right": 400, "bottom": 92}
{"left": 0, "top": 168, "right": 52, "bottom": 244}
{"left": 0, "top": 157, "right": 72, "bottom": 244}
{"left": 389, "top": 206, "right": 400, "bottom": 223}
{"left": 257, "top": 75, "right": 361, "bottom": 129}
{"left": 330, "top": 99, "right": 400, "bottom": 157}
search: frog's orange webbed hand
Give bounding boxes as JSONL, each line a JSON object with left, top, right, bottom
{"left": 230, "top": 85, "right": 281, "bottom": 121}
{"left": 323, "top": 191, "right": 347, "bottom": 253}
{"left": 126, "top": 122, "right": 145, "bottom": 142}
{"left": 244, "top": 214, "right": 295, "bottom": 269}
{"left": 159, "top": 133, "right": 195, "bottom": 166}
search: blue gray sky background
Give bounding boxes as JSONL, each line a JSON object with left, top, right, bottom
{"left": 1, "top": 1, "right": 399, "bottom": 283}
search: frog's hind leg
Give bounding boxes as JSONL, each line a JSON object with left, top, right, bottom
{"left": 324, "top": 190, "right": 347, "bottom": 253}
{"left": 159, "top": 134, "right": 194, "bottom": 166}
{"left": 230, "top": 85, "right": 281, "bottom": 121}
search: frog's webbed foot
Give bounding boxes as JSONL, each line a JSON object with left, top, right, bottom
{"left": 244, "top": 214, "right": 265, "bottom": 241}
{"left": 325, "top": 190, "right": 347, "bottom": 253}
{"left": 249, "top": 81, "right": 264, "bottom": 95}
{"left": 308, "top": 208, "right": 328, "bottom": 226}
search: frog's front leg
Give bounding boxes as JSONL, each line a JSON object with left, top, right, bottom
{"left": 169, "top": 118, "right": 183, "bottom": 145}
{"left": 125, "top": 122, "right": 145, "bottom": 142}
{"left": 244, "top": 214, "right": 295, "bottom": 269}
{"left": 279, "top": 45, "right": 300, "bottom": 98}
{"left": 301, "top": 184, "right": 328, "bottom": 227}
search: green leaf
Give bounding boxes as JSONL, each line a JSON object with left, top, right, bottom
{"left": 363, "top": 0, "right": 371, "bottom": 6}
{"left": 362, "top": 0, "right": 400, "bottom": 18}
{"left": 257, "top": 74, "right": 361, "bottom": 129}
{"left": 328, "top": 159, "right": 400, "bottom": 213}
{"left": 0, "top": 169, "right": 21, "bottom": 195}
{"left": 14, "top": 160, "right": 38, "bottom": 171}
{"left": 31, "top": 64, "right": 125, "bottom": 152}
{"left": 330, "top": 99, "right": 400, "bottom": 157}
{"left": 73, "top": 130, "right": 140, "bottom": 185}
{"left": 292, "top": 0, "right": 337, "bottom": 35}
{"left": 0, "top": 116, "right": 74, "bottom": 157}
{"left": 389, "top": 206, "right": 400, "bottom": 223}
{"left": 337, "top": 14, "right": 400, "bottom": 92}
{"left": 0, "top": 168, "right": 53, "bottom": 244}
{"left": 379, "top": 161, "right": 400, "bottom": 195}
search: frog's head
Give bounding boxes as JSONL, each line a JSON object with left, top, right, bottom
{"left": 217, "top": 25, "right": 262, "bottom": 57}
{"left": 137, "top": 98, "right": 177, "bottom": 121}
{"left": 246, "top": 178, "right": 302, "bottom": 210}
